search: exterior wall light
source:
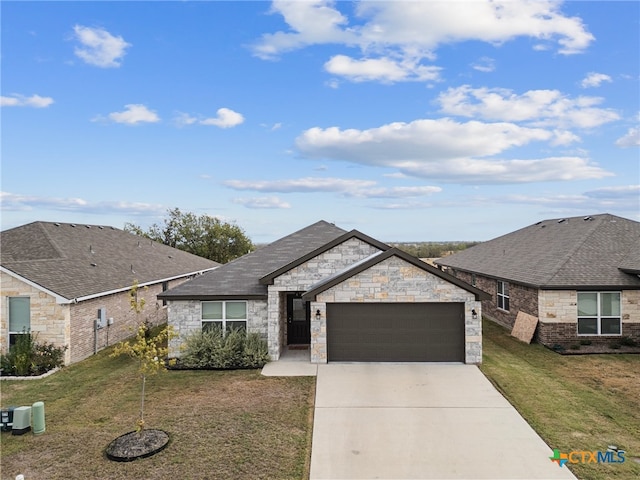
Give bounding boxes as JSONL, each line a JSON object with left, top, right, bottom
{"left": 472, "top": 309, "right": 478, "bottom": 319}
{"left": 315, "top": 309, "right": 322, "bottom": 321}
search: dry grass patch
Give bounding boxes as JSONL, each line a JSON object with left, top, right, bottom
{"left": 1, "top": 347, "right": 315, "bottom": 480}
{"left": 481, "top": 319, "right": 640, "bottom": 480}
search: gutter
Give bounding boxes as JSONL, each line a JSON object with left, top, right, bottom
{"left": 1, "top": 265, "right": 217, "bottom": 304}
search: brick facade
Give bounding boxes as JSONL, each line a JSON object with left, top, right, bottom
{"left": 1, "top": 272, "right": 190, "bottom": 365}
{"left": 450, "top": 270, "right": 640, "bottom": 349}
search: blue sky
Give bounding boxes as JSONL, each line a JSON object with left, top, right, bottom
{"left": 2, "top": 1, "right": 639, "bottom": 243}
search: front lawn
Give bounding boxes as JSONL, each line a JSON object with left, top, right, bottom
{"left": 480, "top": 319, "right": 640, "bottom": 480}
{"left": 1, "top": 347, "right": 315, "bottom": 480}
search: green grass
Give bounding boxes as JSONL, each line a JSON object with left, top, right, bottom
{"left": 480, "top": 319, "right": 640, "bottom": 480}
{"left": 1, "top": 346, "right": 315, "bottom": 480}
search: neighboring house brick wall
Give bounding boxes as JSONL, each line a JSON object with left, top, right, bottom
{"left": 1, "top": 272, "right": 71, "bottom": 363}
{"left": 450, "top": 276, "right": 640, "bottom": 348}
{"left": 167, "top": 298, "right": 268, "bottom": 358}
{"left": 536, "top": 289, "right": 640, "bottom": 348}
{"left": 2, "top": 274, "right": 192, "bottom": 365}
{"left": 313, "top": 256, "right": 482, "bottom": 364}
{"left": 453, "top": 271, "right": 538, "bottom": 329}
{"left": 69, "top": 283, "right": 167, "bottom": 364}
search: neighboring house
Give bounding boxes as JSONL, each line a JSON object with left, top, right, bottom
{"left": 1, "top": 221, "right": 219, "bottom": 365}
{"left": 435, "top": 214, "right": 640, "bottom": 348}
{"left": 160, "top": 221, "right": 488, "bottom": 364}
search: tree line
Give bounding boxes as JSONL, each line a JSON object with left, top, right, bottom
{"left": 390, "top": 241, "right": 480, "bottom": 259}
{"left": 125, "top": 208, "right": 254, "bottom": 264}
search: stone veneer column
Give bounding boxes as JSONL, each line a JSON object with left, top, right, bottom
{"left": 310, "top": 302, "right": 327, "bottom": 363}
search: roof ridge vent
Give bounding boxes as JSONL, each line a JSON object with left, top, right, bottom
{"left": 583, "top": 216, "right": 593, "bottom": 221}
{"left": 558, "top": 218, "right": 567, "bottom": 223}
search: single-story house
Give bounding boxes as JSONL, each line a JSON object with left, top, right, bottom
{"left": 435, "top": 213, "right": 640, "bottom": 348}
{"left": 1, "top": 221, "right": 219, "bottom": 365}
{"left": 159, "top": 220, "right": 488, "bottom": 364}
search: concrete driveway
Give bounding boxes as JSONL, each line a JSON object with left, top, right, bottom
{"left": 310, "top": 364, "right": 576, "bottom": 480}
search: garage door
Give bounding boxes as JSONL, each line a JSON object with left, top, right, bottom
{"left": 327, "top": 303, "right": 464, "bottom": 362}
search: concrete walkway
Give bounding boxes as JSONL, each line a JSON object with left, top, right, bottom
{"left": 310, "top": 364, "right": 577, "bottom": 480}
{"left": 261, "top": 347, "right": 318, "bottom": 376}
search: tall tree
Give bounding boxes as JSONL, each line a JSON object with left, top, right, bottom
{"left": 125, "top": 208, "right": 254, "bottom": 263}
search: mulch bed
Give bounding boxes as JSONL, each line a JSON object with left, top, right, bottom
{"left": 105, "top": 429, "right": 170, "bottom": 462}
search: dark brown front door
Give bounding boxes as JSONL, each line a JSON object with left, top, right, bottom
{"left": 287, "top": 293, "right": 310, "bottom": 344}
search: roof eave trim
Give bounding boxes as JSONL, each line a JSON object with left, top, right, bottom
{"left": 158, "top": 294, "right": 267, "bottom": 301}
{"left": 259, "top": 229, "right": 390, "bottom": 285}
{"left": 72, "top": 267, "right": 218, "bottom": 303}
{"left": 1, "top": 266, "right": 71, "bottom": 304}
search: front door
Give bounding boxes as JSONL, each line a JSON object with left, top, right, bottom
{"left": 287, "top": 292, "right": 310, "bottom": 344}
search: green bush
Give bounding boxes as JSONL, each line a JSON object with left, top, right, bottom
{"left": 619, "top": 336, "right": 637, "bottom": 347}
{"left": 0, "top": 333, "right": 67, "bottom": 376}
{"left": 179, "top": 328, "right": 269, "bottom": 369}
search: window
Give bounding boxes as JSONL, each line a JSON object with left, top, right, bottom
{"left": 497, "top": 281, "right": 509, "bottom": 311}
{"left": 202, "top": 301, "right": 247, "bottom": 334}
{"left": 8, "top": 297, "right": 30, "bottom": 347}
{"left": 577, "top": 292, "right": 621, "bottom": 335}
{"left": 161, "top": 282, "right": 168, "bottom": 306}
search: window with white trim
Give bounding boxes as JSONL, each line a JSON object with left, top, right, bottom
{"left": 8, "top": 297, "right": 31, "bottom": 347}
{"left": 577, "top": 292, "right": 621, "bottom": 335}
{"left": 497, "top": 281, "right": 509, "bottom": 311}
{"left": 201, "top": 301, "right": 247, "bottom": 334}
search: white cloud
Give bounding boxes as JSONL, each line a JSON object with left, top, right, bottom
{"left": 615, "top": 127, "right": 640, "bottom": 147}
{"left": 232, "top": 196, "right": 291, "bottom": 209}
{"left": 581, "top": 72, "right": 612, "bottom": 88}
{"left": 297, "top": 118, "right": 551, "bottom": 163}
{"left": 324, "top": 55, "right": 441, "bottom": 83}
{"left": 225, "top": 177, "right": 376, "bottom": 193}
{"left": 102, "top": 104, "right": 160, "bottom": 125}
{"left": 174, "top": 112, "right": 198, "bottom": 127}
{"left": 437, "top": 85, "right": 619, "bottom": 128}
{"left": 225, "top": 176, "right": 441, "bottom": 199}
{"left": 201, "top": 108, "right": 245, "bottom": 128}
{"left": 498, "top": 185, "right": 639, "bottom": 211}
{"left": 0, "top": 192, "right": 165, "bottom": 216}
{"left": 252, "top": 0, "right": 356, "bottom": 60}
{"left": 471, "top": 56, "right": 495, "bottom": 73}
{"left": 72, "top": 25, "right": 131, "bottom": 68}
{"left": 294, "top": 119, "right": 612, "bottom": 184}
{"left": 252, "top": 1, "right": 594, "bottom": 83}
{"left": 1, "top": 94, "right": 54, "bottom": 108}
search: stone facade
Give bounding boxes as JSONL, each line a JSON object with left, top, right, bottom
{"left": 1, "top": 272, "right": 189, "bottom": 365}
{"left": 1, "top": 271, "right": 70, "bottom": 362}
{"left": 166, "top": 239, "right": 484, "bottom": 364}
{"left": 450, "top": 270, "right": 640, "bottom": 348}
{"left": 267, "top": 238, "right": 382, "bottom": 359}
{"left": 313, "top": 256, "right": 482, "bottom": 364}
{"left": 167, "top": 299, "right": 268, "bottom": 358}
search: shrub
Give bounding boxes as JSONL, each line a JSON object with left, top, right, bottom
{"left": 179, "top": 328, "right": 269, "bottom": 369}
{"left": 619, "top": 336, "right": 637, "bottom": 347}
{"left": 579, "top": 339, "right": 592, "bottom": 346}
{"left": 569, "top": 344, "right": 581, "bottom": 350}
{"left": 0, "top": 333, "right": 67, "bottom": 376}
{"left": 609, "top": 342, "right": 621, "bottom": 350}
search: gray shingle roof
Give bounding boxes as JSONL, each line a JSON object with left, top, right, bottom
{"left": 435, "top": 214, "right": 640, "bottom": 289}
{"left": 159, "top": 220, "right": 347, "bottom": 299}
{"left": 1, "top": 222, "right": 220, "bottom": 300}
